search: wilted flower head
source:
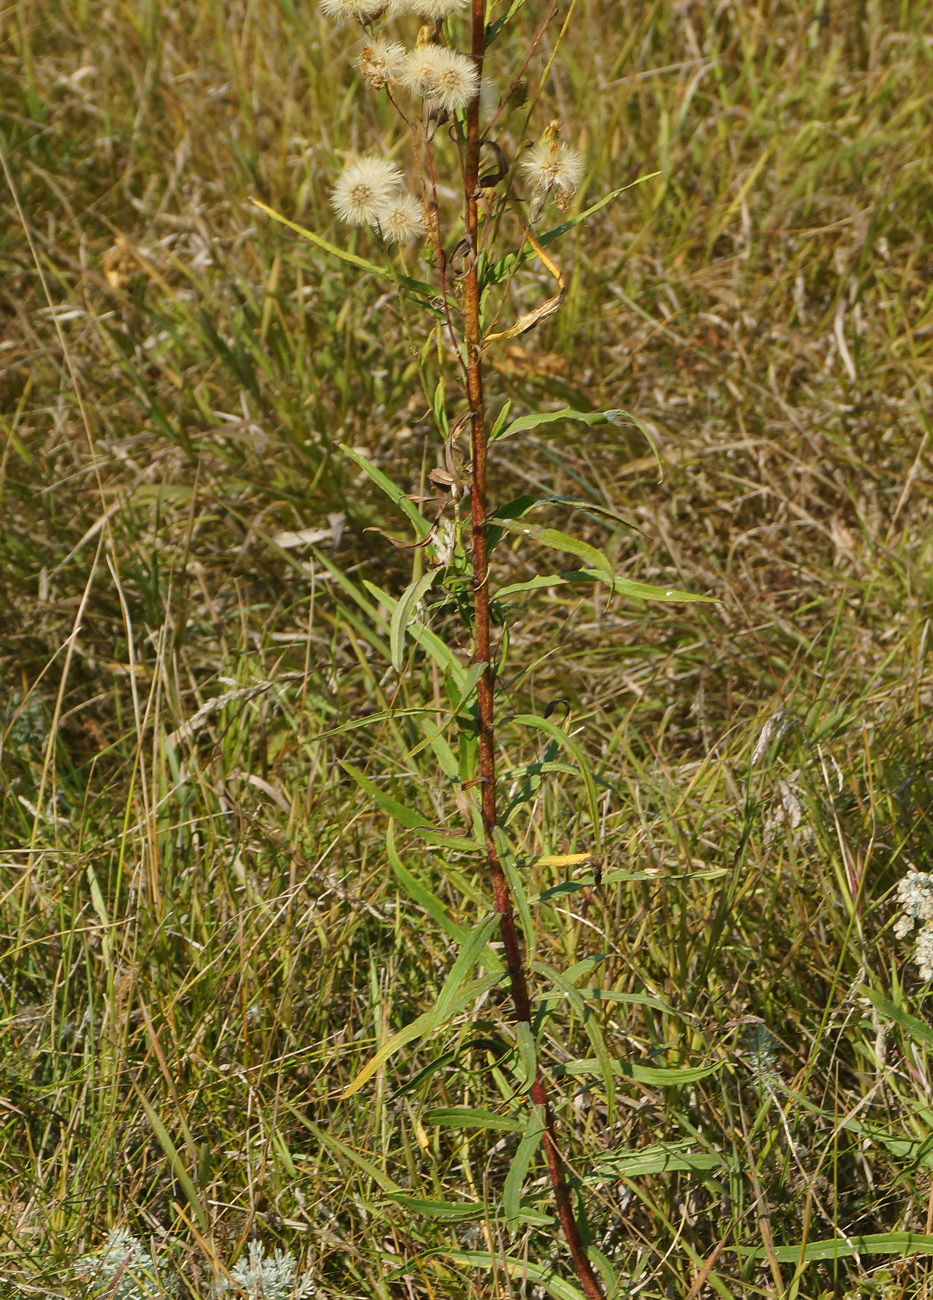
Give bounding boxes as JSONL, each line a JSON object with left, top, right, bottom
{"left": 320, "top": 0, "right": 385, "bottom": 21}
{"left": 376, "top": 192, "right": 425, "bottom": 243}
{"left": 358, "top": 38, "right": 407, "bottom": 88}
{"left": 408, "top": 0, "right": 467, "bottom": 17}
{"left": 331, "top": 156, "right": 403, "bottom": 225}
{"left": 400, "top": 45, "right": 479, "bottom": 114}
{"left": 522, "top": 121, "right": 584, "bottom": 217}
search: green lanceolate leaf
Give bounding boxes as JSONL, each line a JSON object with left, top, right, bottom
{"left": 485, "top": 0, "right": 529, "bottom": 44}
{"left": 493, "top": 520, "right": 607, "bottom": 570}
{"left": 485, "top": 174, "right": 661, "bottom": 289}
{"left": 433, "top": 913, "right": 502, "bottom": 1022}
{"left": 135, "top": 1092, "right": 210, "bottom": 1234}
{"left": 341, "top": 761, "right": 479, "bottom": 850}
{"left": 534, "top": 960, "right": 615, "bottom": 1124}
{"left": 390, "top": 569, "right": 440, "bottom": 672}
{"left": 514, "top": 1020, "right": 538, "bottom": 1092}
{"left": 297, "top": 1119, "right": 403, "bottom": 1194}
{"left": 341, "top": 970, "right": 502, "bottom": 1099}
{"left": 496, "top": 569, "right": 713, "bottom": 603}
{"left": 341, "top": 443, "right": 432, "bottom": 536}
{"left": 340, "top": 761, "right": 425, "bottom": 829}
{"left": 493, "top": 405, "right": 634, "bottom": 443}
{"left": 494, "top": 520, "right": 715, "bottom": 603}
{"left": 489, "top": 399, "right": 513, "bottom": 439}
{"left": 385, "top": 1194, "right": 486, "bottom": 1221}
{"left": 361, "top": 579, "right": 468, "bottom": 688}
{"left": 251, "top": 198, "right": 437, "bottom": 301}
{"left": 441, "top": 1252, "right": 587, "bottom": 1300}
{"left": 387, "top": 823, "right": 471, "bottom": 947}
{"left": 733, "top": 1233, "right": 933, "bottom": 1264}
{"left": 423, "top": 1106, "right": 522, "bottom": 1132}
{"left": 560, "top": 1057, "right": 722, "bottom": 1086}
{"left": 493, "top": 826, "right": 536, "bottom": 955}
{"left": 503, "top": 1104, "right": 547, "bottom": 1231}
{"left": 860, "top": 986, "right": 933, "bottom": 1049}
{"left": 589, "top": 1139, "right": 730, "bottom": 1179}
{"left": 510, "top": 712, "right": 601, "bottom": 848}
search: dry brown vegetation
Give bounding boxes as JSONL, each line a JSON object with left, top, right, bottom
{"left": 3, "top": 1, "right": 933, "bottom": 1296}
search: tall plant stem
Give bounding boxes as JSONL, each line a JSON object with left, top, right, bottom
{"left": 462, "top": 6, "right": 604, "bottom": 1296}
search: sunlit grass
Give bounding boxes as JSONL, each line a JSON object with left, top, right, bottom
{"left": 3, "top": 1, "right": 933, "bottom": 1296}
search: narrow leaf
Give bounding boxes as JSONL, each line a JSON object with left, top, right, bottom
{"left": 434, "top": 914, "right": 501, "bottom": 1022}
{"left": 733, "top": 1233, "right": 933, "bottom": 1264}
{"left": 423, "top": 1107, "right": 522, "bottom": 1132}
{"left": 503, "top": 1105, "right": 547, "bottom": 1231}
{"left": 340, "top": 973, "right": 501, "bottom": 1098}
{"left": 136, "top": 1093, "right": 209, "bottom": 1234}
{"left": 341, "top": 761, "right": 423, "bottom": 829}
{"left": 494, "top": 827, "right": 536, "bottom": 955}
{"left": 296, "top": 1117, "right": 403, "bottom": 1194}
{"left": 860, "top": 987, "right": 933, "bottom": 1049}
{"left": 590, "top": 1140, "right": 729, "bottom": 1178}
{"left": 494, "top": 405, "right": 633, "bottom": 443}
{"left": 511, "top": 713, "right": 601, "bottom": 849}
{"left": 340, "top": 443, "right": 431, "bottom": 535}
{"left": 391, "top": 569, "right": 440, "bottom": 671}
{"left": 515, "top": 1020, "right": 538, "bottom": 1090}
{"left": 534, "top": 961, "right": 614, "bottom": 1124}
{"left": 560, "top": 1058, "right": 722, "bottom": 1085}
{"left": 485, "top": 174, "right": 661, "bottom": 288}
{"left": 251, "top": 198, "right": 436, "bottom": 299}
{"left": 386, "top": 1194, "right": 485, "bottom": 1222}
{"left": 386, "top": 823, "right": 472, "bottom": 950}
{"left": 442, "top": 1252, "right": 587, "bottom": 1300}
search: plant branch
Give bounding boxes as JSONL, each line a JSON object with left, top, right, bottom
{"left": 462, "top": 4, "right": 604, "bottom": 1296}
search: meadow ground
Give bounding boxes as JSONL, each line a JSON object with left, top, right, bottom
{"left": 3, "top": 1, "right": 933, "bottom": 1296}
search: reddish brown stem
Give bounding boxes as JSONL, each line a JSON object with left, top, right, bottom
{"left": 462, "top": 5, "right": 604, "bottom": 1297}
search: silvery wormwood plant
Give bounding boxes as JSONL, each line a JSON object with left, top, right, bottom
{"left": 77, "top": 1231, "right": 315, "bottom": 1299}
{"left": 255, "top": 2, "right": 709, "bottom": 1296}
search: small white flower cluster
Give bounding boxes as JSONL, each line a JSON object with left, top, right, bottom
{"left": 219, "top": 1240, "right": 317, "bottom": 1299}
{"left": 894, "top": 869, "right": 933, "bottom": 982}
{"left": 77, "top": 1229, "right": 177, "bottom": 1300}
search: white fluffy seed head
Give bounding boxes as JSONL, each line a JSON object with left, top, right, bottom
{"left": 521, "top": 137, "right": 585, "bottom": 197}
{"left": 358, "top": 39, "right": 407, "bottom": 88}
{"left": 409, "top": 0, "right": 467, "bottom": 18}
{"left": 320, "top": 0, "right": 385, "bottom": 22}
{"left": 400, "top": 45, "right": 479, "bottom": 113}
{"left": 376, "top": 193, "right": 425, "bottom": 243}
{"left": 331, "top": 157, "right": 403, "bottom": 225}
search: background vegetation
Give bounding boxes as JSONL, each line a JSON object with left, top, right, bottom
{"left": 3, "top": 0, "right": 933, "bottom": 1295}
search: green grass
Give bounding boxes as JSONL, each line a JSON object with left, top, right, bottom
{"left": 3, "top": 1, "right": 933, "bottom": 1296}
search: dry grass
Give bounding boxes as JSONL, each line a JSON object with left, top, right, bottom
{"left": 3, "top": 1, "right": 933, "bottom": 1296}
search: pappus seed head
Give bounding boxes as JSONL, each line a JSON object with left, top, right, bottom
{"left": 358, "top": 38, "right": 407, "bottom": 88}
{"left": 320, "top": 0, "right": 385, "bottom": 23}
{"left": 376, "top": 193, "right": 425, "bottom": 243}
{"left": 400, "top": 45, "right": 479, "bottom": 114}
{"left": 331, "top": 156, "right": 403, "bottom": 225}
{"left": 409, "top": 0, "right": 467, "bottom": 19}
